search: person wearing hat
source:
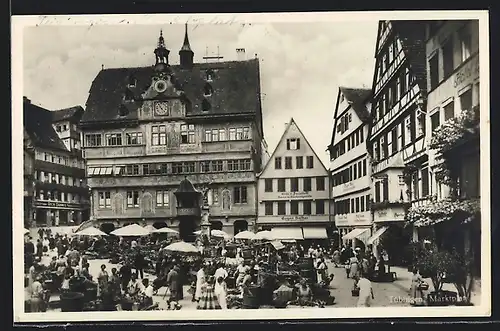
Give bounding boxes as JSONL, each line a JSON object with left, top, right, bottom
{"left": 30, "top": 274, "right": 44, "bottom": 312}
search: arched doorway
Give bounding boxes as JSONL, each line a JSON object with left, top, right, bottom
{"left": 153, "top": 221, "right": 167, "bottom": 229}
{"left": 100, "top": 223, "right": 116, "bottom": 234}
{"left": 210, "top": 221, "right": 223, "bottom": 231}
{"left": 233, "top": 220, "right": 248, "bottom": 234}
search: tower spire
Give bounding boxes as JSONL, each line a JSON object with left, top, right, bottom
{"left": 179, "top": 23, "right": 194, "bottom": 69}
{"left": 154, "top": 29, "right": 170, "bottom": 67}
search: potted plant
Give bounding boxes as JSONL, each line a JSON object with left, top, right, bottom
{"left": 418, "top": 246, "right": 458, "bottom": 306}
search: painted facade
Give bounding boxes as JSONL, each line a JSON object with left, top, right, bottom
{"left": 80, "top": 28, "right": 265, "bottom": 236}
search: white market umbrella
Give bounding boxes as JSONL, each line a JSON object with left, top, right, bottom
{"left": 252, "top": 230, "right": 274, "bottom": 241}
{"left": 153, "top": 227, "right": 179, "bottom": 234}
{"left": 144, "top": 225, "right": 156, "bottom": 233}
{"left": 74, "top": 226, "right": 107, "bottom": 237}
{"left": 111, "top": 224, "right": 150, "bottom": 237}
{"left": 211, "top": 229, "right": 231, "bottom": 239}
{"left": 24, "top": 228, "right": 30, "bottom": 235}
{"left": 234, "top": 230, "right": 255, "bottom": 240}
{"left": 164, "top": 241, "right": 200, "bottom": 253}
{"left": 193, "top": 230, "right": 202, "bottom": 235}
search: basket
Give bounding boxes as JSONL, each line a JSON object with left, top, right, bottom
{"left": 351, "top": 287, "right": 360, "bottom": 297}
{"left": 418, "top": 282, "right": 429, "bottom": 291}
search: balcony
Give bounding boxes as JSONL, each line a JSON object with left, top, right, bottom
{"left": 176, "top": 207, "right": 201, "bottom": 217}
{"left": 83, "top": 145, "right": 146, "bottom": 159}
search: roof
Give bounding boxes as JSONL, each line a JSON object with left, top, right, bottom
{"left": 175, "top": 176, "right": 201, "bottom": 194}
{"left": 390, "top": 21, "right": 428, "bottom": 95}
{"left": 23, "top": 100, "right": 68, "bottom": 152}
{"left": 338, "top": 86, "right": 372, "bottom": 122}
{"left": 81, "top": 59, "right": 261, "bottom": 124}
{"left": 51, "top": 106, "right": 84, "bottom": 123}
{"left": 329, "top": 87, "right": 372, "bottom": 149}
{"left": 259, "top": 117, "right": 329, "bottom": 177}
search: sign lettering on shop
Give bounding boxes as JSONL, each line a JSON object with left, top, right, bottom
{"left": 35, "top": 201, "right": 80, "bottom": 209}
{"left": 278, "top": 191, "right": 312, "bottom": 199}
{"left": 453, "top": 55, "right": 479, "bottom": 89}
{"left": 281, "top": 215, "right": 309, "bottom": 221}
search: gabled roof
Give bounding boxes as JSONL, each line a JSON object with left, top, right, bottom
{"left": 390, "top": 20, "right": 428, "bottom": 95}
{"left": 51, "top": 106, "right": 84, "bottom": 123}
{"left": 23, "top": 100, "right": 68, "bottom": 152}
{"left": 329, "top": 86, "right": 372, "bottom": 149}
{"left": 81, "top": 59, "right": 261, "bottom": 124}
{"left": 259, "top": 118, "right": 328, "bottom": 177}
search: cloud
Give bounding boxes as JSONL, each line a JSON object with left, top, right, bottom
{"left": 22, "top": 21, "right": 377, "bottom": 166}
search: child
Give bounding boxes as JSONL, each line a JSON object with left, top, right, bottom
{"left": 356, "top": 272, "right": 374, "bottom": 307}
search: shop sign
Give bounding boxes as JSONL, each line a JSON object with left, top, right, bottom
{"left": 281, "top": 215, "right": 309, "bottom": 221}
{"left": 453, "top": 54, "right": 479, "bottom": 90}
{"left": 278, "top": 191, "right": 312, "bottom": 199}
{"left": 374, "top": 208, "right": 406, "bottom": 222}
{"left": 35, "top": 200, "right": 80, "bottom": 209}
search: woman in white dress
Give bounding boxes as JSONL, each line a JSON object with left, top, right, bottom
{"left": 214, "top": 277, "right": 228, "bottom": 309}
{"left": 195, "top": 265, "right": 206, "bottom": 302}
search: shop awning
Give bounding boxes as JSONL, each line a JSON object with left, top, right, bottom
{"left": 270, "top": 241, "right": 285, "bottom": 250}
{"left": 302, "top": 227, "right": 328, "bottom": 239}
{"left": 342, "top": 228, "right": 370, "bottom": 240}
{"left": 270, "top": 227, "right": 304, "bottom": 240}
{"left": 367, "top": 226, "right": 389, "bottom": 245}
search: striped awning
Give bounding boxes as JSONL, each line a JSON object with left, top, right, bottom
{"left": 367, "top": 226, "right": 389, "bottom": 245}
{"left": 342, "top": 228, "right": 370, "bottom": 240}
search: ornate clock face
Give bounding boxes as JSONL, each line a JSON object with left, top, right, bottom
{"left": 154, "top": 101, "right": 170, "bottom": 116}
{"left": 154, "top": 79, "right": 168, "bottom": 93}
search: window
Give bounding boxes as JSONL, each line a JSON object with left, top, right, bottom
{"left": 287, "top": 138, "right": 300, "bottom": 150}
{"left": 125, "top": 164, "right": 140, "bottom": 175}
{"left": 275, "top": 157, "right": 282, "bottom": 169}
{"left": 291, "top": 201, "right": 299, "bottom": 215}
{"left": 404, "top": 115, "right": 412, "bottom": 146}
{"left": 233, "top": 186, "right": 248, "bottom": 204}
{"left": 303, "top": 177, "right": 312, "bottom": 191}
{"left": 391, "top": 127, "right": 398, "bottom": 154}
{"left": 431, "top": 111, "right": 441, "bottom": 134}
{"left": 303, "top": 201, "right": 312, "bottom": 215}
{"left": 219, "top": 129, "right": 226, "bottom": 141}
{"left": 181, "top": 124, "right": 195, "bottom": 144}
{"left": 291, "top": 178, "right": 299, "bottom": 192}
{"left": 380, "top": 136, "right": 386, "bottom": 159}
{"left": 373, "top": 142, "right": 379, "bottom": 161}
{"left": 316, "top": 177, "right": 325, "bottom": 191}
{"left": 229, "top": 128, "right": 236, "bottom": 140}
{"left": 357, "top": 161, "right": 362, "bottom": 178}
{"left": 205, "top": 130, "right": 212, "bottom": 142}
{"left": 127, "top": 191, "right": 139, "bottom": 207}
{"left": 278, "top": 179, "right": 286, "bottom": 192}
{"left": 460, "top": 89, "right": 473, "bottom": 112}
{"left": 459, "top": 26, "right": 472, "bottom": 62}
{"left": 444, "top": 101, "right": 455, "bottom": 121}
{"left": 151, "top": 125, "right": 167, "bottom": 146}
{"left": 236, "top": 128, "right": 243, "bottom": 140}
{"left": 429, "top": 53, "right": 439, "bottom": 89}
{"left": 422, "top": 168, "right": 429, "bottom": 197}
{"left": 360, "top": 196, "right": 365, "bottom": 212}
{"left": 296, "top": 156, "right": 303, "bottom": 169}
{"left": 182, "top": 162, "right": 196, "bottom": 173}
{"left": 106, "top": 133, "right": 122, "bottom": 146}
{"left": 366, "top": 194, "right": 370, "bottom": 210}
{"left": 265, "top": 202, "right": 273, "bottom": 215}
{"left": 382, "top": 179, "right": 389, "bottom": 201}
{"left": 265, "top": 179, "right": 273, "bottom": 192}
{"left": 277, "top": 202, "right": 286, "bottom": 215}
{"left": 315, "top": 200, "right": 325, "bottom": 215}
{"left": 442, "top": 38, "right": 454, "bottom": 77}
{"left": 200, "top": 161, "right": 211, "bottom": 173}
{"left": 349, "top": 166, "right": 353, "bottom": 181}
{"left": 306, "top": 156, "right": 314, "bottom": 169}
{"left": 156, "top": 191, "right": 169, "bottom": 207}
{"left": 211, "top": 129, "right": 219, "bottom": 142}
{"left": 85, "top": 134, "right": 102, "bottom": 147}
{"left": 98, "top": 191, "right": 111, "bottom": 208}
{"left": 355, "top": 197, "right": 360, "bottom": 213}
{"left": 374, "top": 181, "right": 381, "bottom": 203}
{"left": 285, "top": 157, "right": 292, "bottom": 169}
{"left": 360, "top": 128, "right": 364, "bottom": 143}
{"left": 126, "top": 132, "right": 143, "bottom": 145}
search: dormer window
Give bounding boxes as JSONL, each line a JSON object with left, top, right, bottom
{"left": 202, "top": 99, "right": 211, "bottom": 112}
{"left": 204, "top": 83, "right": 213, "bottom": 97}
{"left": 206, "top": 69, "right": 214, "bottom": 82}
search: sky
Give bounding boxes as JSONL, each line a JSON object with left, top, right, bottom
{"left": 23, "top": 19, "right": 378, "bottom": 167}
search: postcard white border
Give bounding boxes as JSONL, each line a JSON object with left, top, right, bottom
{"left": 12, "top": 10, "right": 491, "bottom": 322}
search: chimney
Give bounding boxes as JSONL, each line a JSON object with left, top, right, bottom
{"left": 23, "top": 96, "right": 31, "bottom": 104}
{"left": 236, "top": 48, "right": 246, "bottom": 61}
